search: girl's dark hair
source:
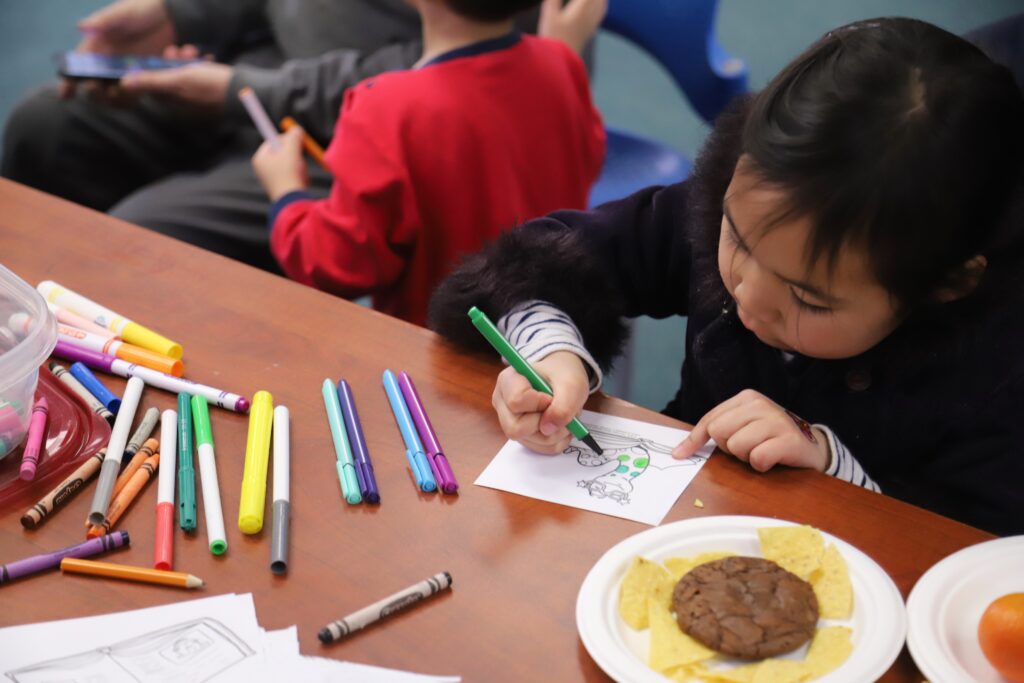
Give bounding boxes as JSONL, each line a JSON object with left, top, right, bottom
{"left": 444, "top": 0, "right": 541, "bottom": 23}
{"left": 742, "top": 17, "right": 1024, "bottom": 312}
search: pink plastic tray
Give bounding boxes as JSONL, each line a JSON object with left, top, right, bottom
{"left": 0, "top": 367, "right": 111, "bottom": 514}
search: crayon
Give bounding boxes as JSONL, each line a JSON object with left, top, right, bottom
{"left": 88, "top": 377, "right": 144, "bottom": 526}
{"left": 112, "top": 437, "right": 158, "bottom": 498}
{"left": 154, "top": 410, "right": 177, "bottom": 570}
{"left": 318, "top": 571, "right": 453, "bottom": 643}
{"left": 192, "top": 395, "right": 226, "bottom": 555}
{"left": 60, "top": 558, "right": 203, "bottom": 589}
{"left": 238, "top": 390, "right": 273, "bottom": 534}
{"left": 337, "top": 380, "right": 379, "bottom": 503}
{"left": 48, "top": 362, "right": 114, "bottom": 425}
{"left": 58, "top": 324, "right": 183, "bottom": 376}
{"left": 21, "top": 449, "right": 107, "bottom": 529}
{"left": 18, "top": 397, "right": 49, "bottom": 481}
{"left": 69, "top": 361, "right": 121, "bottom": 413}
{"left": 280, "top": 116, "right": 329, "bottom": 170}
{"left": 0, "top": 532, "right": 129, "bottom": 585}
{"left": 468, "top": 306, "right": 604, "bottom": 454}
{"left": 398, "top": 372, "right": 459, "bottom": 494}
{"left": 121, "top": 406, "right": 160, "bottom": 468}
{"left": 270, "top": 405, "right": 290, "bottom": 575}
{"left": 322, "top": 379, "right": 361, "bottom": 505}
{"left": 87, "top": 451, "right": 159, "bottom": 538}
{"left": 177, "top": 393, "right": 196, "bottom": 533}
{"left": 53, "top": 341, "right": 250, "bottom": 413}
{"left": 37, "top": 280, "right": 182, "bottom": 358}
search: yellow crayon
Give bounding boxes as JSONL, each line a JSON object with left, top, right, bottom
{"left": 238, "top": 390, "right": 273, "bottom": 534}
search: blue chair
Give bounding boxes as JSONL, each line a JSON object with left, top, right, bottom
{"left": 588, "top": 0, "right": 748, "bottom": 208}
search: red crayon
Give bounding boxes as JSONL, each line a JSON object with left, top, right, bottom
{"left": 19, "top": 397, "right": 48, "bottom": 481}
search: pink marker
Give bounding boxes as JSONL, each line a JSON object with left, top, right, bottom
{"left": 19, "top": 397, "right": 49, "bottom": 481}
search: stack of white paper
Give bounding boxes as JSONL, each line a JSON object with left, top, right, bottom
{"left": 0, "top": 593, "right": 460, "bottom": 683}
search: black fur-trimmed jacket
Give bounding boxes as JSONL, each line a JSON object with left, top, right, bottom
{"left": 429, "top": 102, "right": 1024, "bottom": 536}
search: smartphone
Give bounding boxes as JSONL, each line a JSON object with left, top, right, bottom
{"left": 56, "top": 52, "right": 200, "bottom": 81}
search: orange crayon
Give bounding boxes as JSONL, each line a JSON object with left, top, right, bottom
{"left": 281, "top": 116, "right": 329, "bottom": 171}
{"left": 60, "top": 557, "right": 203, "bottom": 589}
{"left": 112, "top": 438, "right": 159, "bottom": 497}
{"left": 87, "top": 451, "right": 159, "bottom": 538}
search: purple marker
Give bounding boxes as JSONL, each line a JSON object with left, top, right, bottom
{"left": 0, "top": 531, "right": 129, "bottom": 585}
{"left": 53, "top": 340, "right": 251, "bottom": 413}
{"left": 19, "top": 397, "right": 49, "bottom": 481}
{"left": 397, "top": 372, "right": 459, "bottom": 494}
{"left": 336, "top": 380, "right": 380, "bottom": 504}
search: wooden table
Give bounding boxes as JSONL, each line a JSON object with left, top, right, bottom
{"left": 0, "top": 179, "right": 991, "bottom": 681}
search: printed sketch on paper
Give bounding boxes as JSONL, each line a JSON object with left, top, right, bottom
{"left": 571, "top": 424, "right": 707, "bottom": 506}
{"left": 5, "top": 618, "right": 255, "bottom": 683}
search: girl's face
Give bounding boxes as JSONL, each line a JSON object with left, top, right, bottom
{"left": 717, "top": 163, "right": 902, "bottom": 359}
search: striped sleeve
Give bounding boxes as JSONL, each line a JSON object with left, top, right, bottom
{"left": 497, "top": 300, "right": 602, "bottom": 392}
{"left": 815, "top": 424, "right": 881, "bottom": 493}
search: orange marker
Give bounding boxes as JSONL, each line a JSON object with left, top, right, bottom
{"left": 60, "top": 558, "right": 203, "bottom": 589}
{"left": 87, "top": 451, "right": 159, "bottom": 538}
{"left": 281, "top": 116, "right": 329, "bottom": 171}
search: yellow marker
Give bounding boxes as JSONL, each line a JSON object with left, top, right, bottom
{"left": 238, "top": 390, "right": 274, "bottom": 534}
{"left": 37, "top": 281, "right": 183, "bottom": 359}
{"left": 60, "top": 558, "right": 203, "bottom": 589}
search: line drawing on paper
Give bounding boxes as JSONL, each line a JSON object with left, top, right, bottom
{"left": 5, "top": 618, "right": 255, "bottom": 683}
{"left": 570, "top": 424, "right": 707, "bottom": 505}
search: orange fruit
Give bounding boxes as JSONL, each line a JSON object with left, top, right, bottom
{"left": 978, "top": 592, "right": 1024, "bottom": 683}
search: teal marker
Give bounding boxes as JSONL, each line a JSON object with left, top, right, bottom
{"left": 177, "top": 392, "right": 197, "bottom": 532}
{"left": 467, "top": 306, "right": 603, "bottom": 454}
{"left": 321, "top": 379, "right": 362, "bottom": 504}
{"left": 191, "top": 396, "right": 227, "bottom": 555}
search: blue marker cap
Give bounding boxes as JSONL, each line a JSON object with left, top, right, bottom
{"left": 69, "top": 362, "right": 121, "bottom": 413}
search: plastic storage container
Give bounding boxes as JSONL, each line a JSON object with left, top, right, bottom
{"left": 0, "top": 264, "right": 58, "bottom": 459}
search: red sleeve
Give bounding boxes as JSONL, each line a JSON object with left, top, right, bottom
{"left": 269, "top": 89, "right": 419, "bottom": 297}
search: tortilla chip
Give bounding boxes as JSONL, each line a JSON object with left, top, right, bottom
{"left": 665, "top": 552, "right": 737, "bottom": 582}
{"left": 810, "top": 545, "right": 853, "bottom": 619}
{"left": 619, "top": 556, "right": 671, "bottom": 629}
{"left": 649, "top": 597, "right": 716, "bottom": 671}
{"left": 749, "top": 659, "right": 810, "bottom": 683}
{"left": 803, "top": 626, "right": 853, "bottom": 678}
{"left": 758, "top": 526, "right": 825, "bottom": 580}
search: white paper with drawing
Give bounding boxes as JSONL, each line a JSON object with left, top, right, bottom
{"left": 475, "top": 410, "right": 712, "bottom": 525}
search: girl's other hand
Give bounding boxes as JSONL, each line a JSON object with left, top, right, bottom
{"left": 492, "top": 350, "right": 591, "bottom": 454}
{"left": 251, "top": 126, "right": 308, "bottom": 200}
{"left": 672, "top": 389, "right": 830, "bottom": 472}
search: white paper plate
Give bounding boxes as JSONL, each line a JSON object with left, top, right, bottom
{"left": 906, "top": 535, "right": 1024, "bottom": 683}
{"left": 576, "top": 515, "right": 906, "bottom": 682}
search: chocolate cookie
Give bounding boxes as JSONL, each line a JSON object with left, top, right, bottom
{"left": 672, "top": 556, "right": 819, "bottom": 659}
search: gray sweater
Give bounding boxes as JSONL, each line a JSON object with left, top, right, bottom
{"left": 165, "top": 0, "right": 422, "bottom": 142}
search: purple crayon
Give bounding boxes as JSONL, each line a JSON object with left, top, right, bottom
{"left": 19, "top": 397, "right": 49, "bottom": 481}
{"left": 0, "top": 531, "right": 129, "bottom": 585}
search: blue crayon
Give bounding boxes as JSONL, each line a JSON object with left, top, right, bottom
{"left": 69, "top": 362, "right": 121, "bottom": 414}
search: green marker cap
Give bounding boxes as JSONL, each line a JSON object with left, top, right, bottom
{"left": 191, "top": 394, "right": 213, "bottom": 446}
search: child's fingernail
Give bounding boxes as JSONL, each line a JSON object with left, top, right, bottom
{"left": 540, "top": 422, "right": 557, "bottom": 436}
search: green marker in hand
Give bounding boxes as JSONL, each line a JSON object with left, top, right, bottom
{"left": 468, "top": 306, "right": 603, "bottom": 455}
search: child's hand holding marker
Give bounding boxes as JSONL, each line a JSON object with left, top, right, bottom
{"left": 252, "top": 126, "right": 308, "bottom": 201}
{"left": 672, "top": 389, "right": 830, "bottom": 473}
{"left": 492, "top": 350, "right": 590, "bottom": 454}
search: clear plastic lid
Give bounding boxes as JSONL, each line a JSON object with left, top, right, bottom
{"left": 0, "top": 263, "right": 57, "bottom": 393}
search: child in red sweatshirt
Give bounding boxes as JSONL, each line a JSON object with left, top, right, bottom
{"left": 252, "top": 0, "right": 606, "bottom": 326}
